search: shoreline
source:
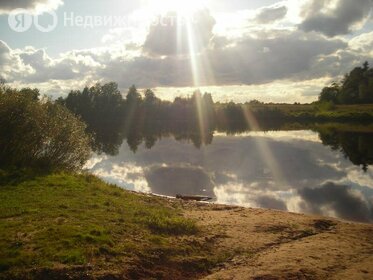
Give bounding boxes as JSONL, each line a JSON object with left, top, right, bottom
{"left": 178, "top": 199, "right": 373, "bottom": 279}
{"left": 117, "top": 191, "right": 373, "bottom": 279}
{"left": 1, "top": 173, "right": 372, "bottom": 280}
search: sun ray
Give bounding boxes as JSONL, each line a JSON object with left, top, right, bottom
{"left": 186, "top": 19, "right": 201, "bottom": 86}
{"left": 241, "top": 106, "right": 288, "bottom": 188}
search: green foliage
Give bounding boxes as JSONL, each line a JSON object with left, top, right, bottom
{"left": 0, "top": 89, "right": 91, "bottom": 171}
{"left": 126, "top": 85, "right": 142, "bottom": 105}
{"left": 316, "top": 101, "right": 336, "bottom": 112}
{"left": 319, "top": 83, "right": 339, "bottom": 103}
{"left": 319, "top": 62, "right": 373, "bottom": 104}
{"left": 61, "top": 82, "right": 125, "bottom": 155}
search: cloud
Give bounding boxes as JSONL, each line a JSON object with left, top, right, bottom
{"left": 299, "top": 0, "right": 373, "bottom": 37}
{"left": 143, "top": 9, "right": 216, "bottom": 56}
{"left": 93, "top": 135, "right": 344, "bottom": 192}
{"left": 84, "top": 130, "right": 373, "bottom": 221}
{"left": 0, "top": 45, "right": 108, "bottom": 85}
{"left": 100, "top": 30, "right": 347, "bottom": 89}
{"left": 17, "top": 48, "right": 99, "bottom": 83}
{"left": 349, "top": 31, "right": 373, "bottom": 57}
{"left": 145, "top": 165, "right": 214, "bottom": 197}
{"left": 0, "top": 29, "right": 357, "bottom": 98}
{"left": 0, "top": 0, "right": 62, "bottom": 13}
{"left": 0, "top": 40, "right": 33, "bottom": 81}
{"left": 255, "top": 5, "right": 288, "bottom": 24}
{"left": 255, "top": 195, "right": 288, "bottom": 211}
{"left": 207, "top": 30, "right": 346, "bottom": 85}
{"left": 299, "top": 182, "right": 373, "bottom": 222}
{"left": 0, "top": 6, "right": 369, "bottom": 99}
{"left": 0, "top": 41, "right": 11, "bottom": 64}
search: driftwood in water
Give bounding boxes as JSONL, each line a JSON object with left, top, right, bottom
{"left": 176, "top": 194, "right": 213, "bottom": 202}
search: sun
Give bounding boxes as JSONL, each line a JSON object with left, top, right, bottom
{"left": 145, "top": 0, "right": 207, "bottom": 17}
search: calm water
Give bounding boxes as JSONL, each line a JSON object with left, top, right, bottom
{"left": 86, "top": 129, "right": 373, "bottom": 223}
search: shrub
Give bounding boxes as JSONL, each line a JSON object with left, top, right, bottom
{"left": 0, "top": 89, "right": 91, "bottom": 171}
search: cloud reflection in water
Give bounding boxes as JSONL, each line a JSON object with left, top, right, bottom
{"left": 88, "top": 131, "right": 373, "bottom": 223}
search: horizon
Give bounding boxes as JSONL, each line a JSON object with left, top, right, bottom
{"left": 0, "top": 0, "right": 372, "bottom": 103}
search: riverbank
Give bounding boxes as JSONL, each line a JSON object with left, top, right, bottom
{"left": 1, "top": 172, "right": 372, "bottom": 279}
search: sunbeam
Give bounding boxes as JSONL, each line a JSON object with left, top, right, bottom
{"left": 186, "top": 20, "right": 201, "bottom": 87}
{"left": 241, "top": 106, "right": 288, "bottom": 188}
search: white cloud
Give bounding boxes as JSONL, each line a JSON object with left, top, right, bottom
{"left": 349, "top": 31, "right": 373, "bottom": 57}
{"left": 0, "top": 40, "right": 33, "bottom": 81}
{"left": 255, "top": 4, "right": 288, "bottom": 24}
{"left": 0, "top": 0, "right": 63, "bottom": 14}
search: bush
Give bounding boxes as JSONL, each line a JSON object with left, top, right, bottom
{"left": 315, "top": 101, "right": 336, "bottom": 112}
{"left": 0, "top": 89, "right": 91, "bottom": 171}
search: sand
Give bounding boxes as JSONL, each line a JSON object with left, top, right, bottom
{"left": 177, "top": 202, "right": 373, "bottom": 280}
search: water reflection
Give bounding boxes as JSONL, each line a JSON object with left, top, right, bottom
{"left": 318, "top": 130, "right": 373, "bottom": 172}
{"left": 87, "top": 124, "right": 373, "bottom": 223}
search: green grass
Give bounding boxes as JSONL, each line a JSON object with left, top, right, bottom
{"left": 245, "top": 104, "right": 373, "bottom": 121}
{"left": 0, "top": 172, "right": 222, "bottom": 278}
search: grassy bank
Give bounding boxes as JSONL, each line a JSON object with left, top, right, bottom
{"left": 0, "top": 172, "right": 227, "bottom": 279}
{"left": 245, "top": 104, "right": 373, "bottom": 121}
{"left": 1, "top": 172, "right": 373, "bottom": 279}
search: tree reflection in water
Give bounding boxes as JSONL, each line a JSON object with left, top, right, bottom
{"left": 93, "top": 119, "right": 373, "bottom": 172}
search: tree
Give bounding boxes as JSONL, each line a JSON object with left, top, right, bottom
{"left": 126, "top": 85, "right": 142, "bottom": 105}
{"left": 0, "top": 89, "right": 91, "bottom": 171}
{"left": 61, "top": 82, "right": 125, "bottom": 155}
{"left": 319, "top": 83, "right": 339, "bottom": 103}
{"left": 19, "top": 88, "right": 40, "bottom": 101}
{"left": 144, "top": 89, "right": 157, "bottom": 104}
{"left": 319, "top": 62, "right": 373, "bottom": 104}
{"left": 363, "top": 61, "right": 369, "bottom": 72}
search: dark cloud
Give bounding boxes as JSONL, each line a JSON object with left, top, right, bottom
{"left": 98, "top": 55, "right": 194, "bottom": 88}
{"left": 143, "top": 9, "right": 216, "bottom": 56}
{"left": 145, "top": 165, "right": 214, "bottom": 197}
{"left": 299, "top": 0, "right": 373, "bottom": 37}
{"left": 255, "top": 5, "right": 288, "bottom": 24}
{"left": 299, "top": 182, "right": 373, "bottom": 222}
{"left": 207, "top": 31, "right": 346, "bottom": 85}
{"left": 255, "top": 195, "right": 288, "bottom": 211}
{"left": 0, "top": 0, "right": 60, "bottom": 12}
{"left": 99, "top": 30, "right": 346, "bottom": 88}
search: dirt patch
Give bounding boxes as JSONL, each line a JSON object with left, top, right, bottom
{"left": 313, "top": 219, "right": 336, "bottom": 231}
{"left": 183, "top": 203, "right": 373, "bottom": 280}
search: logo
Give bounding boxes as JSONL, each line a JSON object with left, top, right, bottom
{"left": 8, "top": 9, "right": 58, "bottom": 32}
{"left": 8, "top": 9, "right": 33, "bottom": 32}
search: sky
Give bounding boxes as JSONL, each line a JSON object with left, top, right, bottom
{"left": 0, "top": 0, "right": 372, "bottom": 103}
